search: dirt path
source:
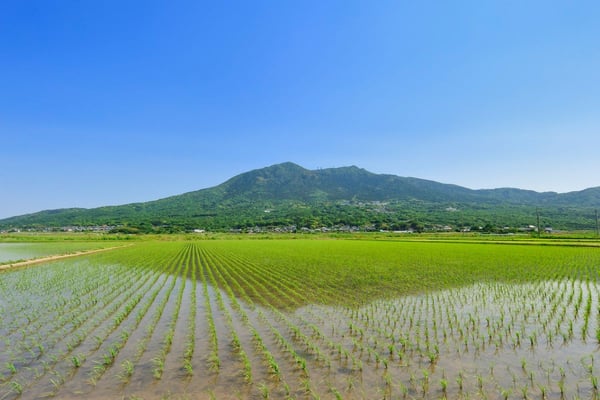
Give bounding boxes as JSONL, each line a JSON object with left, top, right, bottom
{"left": 0, "top": 244, "right": 132, "bottom": 270}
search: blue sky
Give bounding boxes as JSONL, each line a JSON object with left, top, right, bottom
{"left": 1, "top": 1, "right": 599, "bottom": 218}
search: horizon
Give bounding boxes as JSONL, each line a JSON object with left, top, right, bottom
{"left": 2, "top": 2, "right": 599, "bottom": 219}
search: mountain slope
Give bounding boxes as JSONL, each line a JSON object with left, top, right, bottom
{"left": 1, "top": 162, "right": 599, "bottom": 231}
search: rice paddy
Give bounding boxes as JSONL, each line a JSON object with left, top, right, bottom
{"left": 1, "top": 238, "right": 600, "bottom": 399}
{"left": 0, "top": 242, "right": 112, "bottom": 264}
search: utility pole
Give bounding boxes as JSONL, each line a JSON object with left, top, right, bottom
{"left": 536, "top": 207, "right": 541, "bottom": 238}
{"left": 596, "top": 209, "right": 599, "bottom": 237}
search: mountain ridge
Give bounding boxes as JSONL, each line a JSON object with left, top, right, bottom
{"left": 1, "top": 162, "right": 599, "bottom": 232}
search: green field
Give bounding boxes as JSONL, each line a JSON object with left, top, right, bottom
{"left": 1, "top": 238, "right": 600, "bottom": 399}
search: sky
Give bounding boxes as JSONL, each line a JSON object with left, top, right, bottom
{"left": 1, "top": 1, "right": 600, "bottom": 219}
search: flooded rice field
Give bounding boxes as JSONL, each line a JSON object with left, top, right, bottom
{"left": 0, "top": 242, "right": 110, "bottom": 264}
{"left": 1, "top": 241, "right": 600, "bottom": 399}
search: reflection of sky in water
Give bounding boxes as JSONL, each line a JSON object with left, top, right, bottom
{"left": 0, "top": 243, "right": 53, "bottom": 263}
{"left": 0, "top": 243, "right": 106, "bottom": 263}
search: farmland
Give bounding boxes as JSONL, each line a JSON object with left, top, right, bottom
{"left": 2, "top": 238, "right": 600, "bottom": 399}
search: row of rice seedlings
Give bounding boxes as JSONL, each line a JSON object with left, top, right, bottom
{"left": 151, "top": 245, "right": 191, "bottom": 379}
{"left": 234, "top": 253, "right": 393, "bottom": 368}
{"left": 189, "top": 242, "right": 600, "bottom": 398}
{"left": 0, "top": 260, "right": 116, "bottom": 349}
{"left": 66, "top": 265, "right": 164, "bottom": 388}
{"left": 0, "top": 262, "right": 139, "bottom": 378}
{"left": 211, "top": 250, "right": 365, "bottom": 374}
{"left": 196, "top": 249, "right": 260, "bottom": 385}
{"left": 298, "top": 293, "right": 418, "bottom": 396}
{"left": 258, "top": 276, "right": 592, "bottom": 398}
{"left": 255, "top": 309, "right": 313, "bottom": 380}
{"left": 197, "top": 247, "right": 220, "bottom": 373}
{"left": 0, "top": 262, "right": 144, "bottom": 378}
{"left": 0, "top": 262, "right": 156, "bottom": 399}
{"left": 91, "top": 244, "right": 190, "bottom": 388}
{"left": 0, "top": 243, "right": 187, "bottom": 398}
{"left": 0, "top": 263, "right": 86, "bottom": 337}
{"left": 199, "top": 251, "right": 290, "bottom": 383}
{"left": 202, "top": 248, "right": 343, "bottom": 398}
{"left": 247, "top": 248, "right": 416, "bottom": 396}
{"left": 131, "top": 248, "right": 186, "bottom": 367}
{"left": 213, "top": 249, "right": 313, "bottom": 309}
{"left": 581, "top": 279, "right": 594, "bottom": 340}
{"left": 111, "top": 252, "right": 184, "bottom": 386}
{"left": 112, "top": 279, "right": 167, "bottom": 385}
{"left": 350, "top": 280, "right": 596, "bottom": 398}
{"left": 223, "top": 258, "right": 299, "bottom": 310}
{"left": 217, "top": 240, "right": 600, "bottom": 304}
{"left": 205, "top": 246, "right": 328, "bottom": 397}
{"left": 202, "top": 251, "right": 255, "bottom": 312}
{"left": 70, "top": 246, "right": 185, "bottom": 391}
{"left": 29, "top": 246, "right": 179, "bottom": 396}
{"left": 357, "top": 279, "right": 590, "bottom": 356}
{"left": 199, "top": 248, "right": 282, "bottom": 398}
{"left": 221, "top": 248, "right": 359, "bottom": 333}
{"left": 182, "top": 247, "right": 198, "bottom": 376}
{"left": 200, "top": 241, "right": 373, "bottom": 305}
{"left": 212, "top": 243, "right": 326, "bottom": 305}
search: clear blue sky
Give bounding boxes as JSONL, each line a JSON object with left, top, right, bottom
{"left": 1, "top": 1, "right": 599, "bottom": 219}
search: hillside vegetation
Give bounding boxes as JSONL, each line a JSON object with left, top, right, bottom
{"left": 1, "top": 162, "right": 599, "bottom": 232}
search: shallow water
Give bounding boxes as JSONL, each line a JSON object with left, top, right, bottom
{"left": 0, "top": 243, "right": 52, "bottom": 263}
{"left": 0, "top": 242, "right": 107, "bottom": 264}
{"left": 291, "top": 280, "right": 600, "bottom": 399}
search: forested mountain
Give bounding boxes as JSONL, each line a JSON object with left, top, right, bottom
{"left": 1, "top": 162, "right": 599, "bottom": 232}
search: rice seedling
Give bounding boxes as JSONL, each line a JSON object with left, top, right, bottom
{"left": 258, "top": 381, "right": 270, "bottom": 399}
{"left": 118, "top": 359, "right": 134, "bottom": 383}
{"left": 70, "top": 354, "right": 83, "bottom": 368}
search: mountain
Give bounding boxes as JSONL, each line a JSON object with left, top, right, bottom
{"left": 1, "top": 162, "right": 599, "bottom": 232}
